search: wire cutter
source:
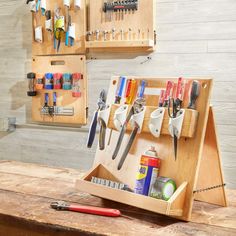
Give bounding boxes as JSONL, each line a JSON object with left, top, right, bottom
{"left": 87, "top": 90, "right": 107, "bottom": 149}
{"left": 51, "top": 201, "right": 121, "bottom": 217}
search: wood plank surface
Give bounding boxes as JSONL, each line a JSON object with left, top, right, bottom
{"left": 0, "top": 0, "right": 235, "bottom": 190}
{"left": 0, "top": 161, "right": 235, "bottom": 236}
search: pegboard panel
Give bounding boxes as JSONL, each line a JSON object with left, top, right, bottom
{"left": 31, "top": 0, "right": 86, "bottom": 55}
{"left": 31, "top": 55, "right": 87, "bottom": 125}
{"left": 86, "top": 0, "right": 156, "bottom": 51}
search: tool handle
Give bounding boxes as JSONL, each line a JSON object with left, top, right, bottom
{"left": 45, "top": 93, "right": 49, "bottom": 105}
{"left": 137, "top": 80, "right": 146, "bottom": 98}
{"left": 175, "top": 77, "right": 185, "bottom": 101}
{"left": 98, "top": 119, "right": 106, "bottom": 151}
{"left": 188, "top": 80, "right": 200, "bottom": 110}
{"left": 115, "top": 76, "right": 126, "bottom": 104}
{"left": 68, "top": 204, "right": 121, "bottom": 217}
{"left": 163, "top": 81, "right": 174, "bottom": 106}
{"left": 53, "top": 92, "right": 57, "bottom": 106}
{"left": 87, "top": 111, "right": 98, "bottom": 148}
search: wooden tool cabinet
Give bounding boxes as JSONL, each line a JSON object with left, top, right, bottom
{"left": 76, "top": 77, "right": 227, "bottom": 221}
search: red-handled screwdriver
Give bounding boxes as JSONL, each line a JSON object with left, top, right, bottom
{"left": 51, "top": 201, "right": 121, "bottom": 217}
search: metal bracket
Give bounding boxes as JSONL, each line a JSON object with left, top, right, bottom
{"left": 41, "top": 107, "right": 74, "bottom": 116}
{"left": 168, "top": 109, "right": 185, "bottom": 139}
{"left": 113, "top": 105, "right": 128, "bottom": 131}
{"left": 149, "top": 107, "right": 165, "bottom": 138}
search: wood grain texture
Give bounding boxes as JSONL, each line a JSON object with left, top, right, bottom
{"left": 0, "top": 0, "right": 235, "bottom": 189}
{"left": 0, "top": 161, "right": 235, "bottom": 235}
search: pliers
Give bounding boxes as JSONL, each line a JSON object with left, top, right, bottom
{"left": 87, "top": 90, "right": 107, "bottom": 149}
{"left": 51, "top": 201, "right": 121, "bottom": 217}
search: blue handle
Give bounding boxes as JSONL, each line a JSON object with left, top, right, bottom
{"left": 138, "top": 80, "right": 146, "bottom": 98}
{"left": 117, "top": 76, "right": 126, "bottom": 97}
{"left": 45, "top": 93, "right": 49, "bottom": 104}
{"left": 65, "top": 32, "right": 69, "bottom": 46}
{"left": 53, "top": 92, "right": 57, "bottom": 104}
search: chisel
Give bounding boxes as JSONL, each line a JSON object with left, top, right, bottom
{"left": 188, "top": 80, "right": 201, "bottom": 110}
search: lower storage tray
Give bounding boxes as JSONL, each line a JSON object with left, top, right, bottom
{"left": 76, "top": 164, "right": 187, "bottom": 217}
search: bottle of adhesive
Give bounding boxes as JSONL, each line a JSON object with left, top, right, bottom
{"left": 134, "top": 147, "right": 161, "bottom": 196}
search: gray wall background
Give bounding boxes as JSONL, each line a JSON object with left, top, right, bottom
{"left": 0, "top": 0, "right": 235, "bottom": 188}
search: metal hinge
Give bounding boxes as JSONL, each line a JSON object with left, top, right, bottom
{"left": 193, "top": 183, "right": 226, "bottom": 194}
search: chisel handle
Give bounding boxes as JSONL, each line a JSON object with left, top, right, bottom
{"left": 188, "top": 80, "right": 200, "bottom": 110}
{"left": 68, "top": 204, "right": 121, "bottom": 217}
{"left": 87, "top": 111, "right": 98, "bottom": 148}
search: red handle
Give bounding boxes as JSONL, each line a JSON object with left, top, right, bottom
{"left": 69, "top": 204, "right": 121, "bottom": 217}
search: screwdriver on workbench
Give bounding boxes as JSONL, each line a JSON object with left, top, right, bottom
{"left": 51, "top": 201, "right": 121, "bottom": 217}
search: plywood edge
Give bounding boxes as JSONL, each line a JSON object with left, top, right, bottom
{"left": 167, "top": 182, "right": 188, "bottom": 217}
{"left": 195, "top": 107, "right": 228, "bottom": 207}
{"left": 107, "top": 105, "right": 199, "bottom": 138}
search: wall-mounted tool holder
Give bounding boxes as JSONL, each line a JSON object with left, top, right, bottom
{"left": 76, "top": 76, "right": 227, "bottom": 221}
{"left": 28, "top": 0, "right": 86, "bottom": 55}
{"left": 30, "top": 55, "right": 87, "bottom": 125}
{"left": 86, "top": 0, "right": 156, "bottom": 51}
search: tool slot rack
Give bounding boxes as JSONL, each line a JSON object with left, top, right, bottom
{"left": 31, "top": 55, "right": 87, "bottom": 125}
{"left": 31, "top": 0, "right": 86, "bottom": 56}
{"left": 86, "top": 0, "right": 156, "bottom": 51}
{"left": 76, "top": 77, "right": 227, "bottom": 221}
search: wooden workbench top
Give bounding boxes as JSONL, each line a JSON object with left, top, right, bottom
{"left": 0, "top": 160, "right": 235, "bottom": 236}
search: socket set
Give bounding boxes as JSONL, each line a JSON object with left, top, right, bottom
{"left": 91, "top": 177, "right": 132, "bottom": 191}
{"left": 103, "top": 0, "right": 138, "bottom": 12}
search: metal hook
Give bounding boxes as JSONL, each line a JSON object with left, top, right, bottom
{"left": 140, "top": 56, "right": 152, "bottom": 65}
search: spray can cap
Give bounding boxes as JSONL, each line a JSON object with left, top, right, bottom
{"left": 145, "top": 146, "right": 158, "bottom": 158}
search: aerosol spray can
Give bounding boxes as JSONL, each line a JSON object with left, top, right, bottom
{"left": 134, "top": 147, "right": 161, "bottom": 196}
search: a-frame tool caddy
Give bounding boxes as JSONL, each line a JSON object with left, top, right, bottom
{"left": 76, "top": 77, "right": 227, "bottom": 221}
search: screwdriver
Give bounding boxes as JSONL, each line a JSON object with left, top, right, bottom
{"left": 188, "top": 80, "right": 201, "bottom": 110}
{"left": 125, "top": 79, "right": 137, "bottom": 105}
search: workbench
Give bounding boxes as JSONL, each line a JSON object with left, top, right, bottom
{"left": 0, "top": 161, "right": 235, "bottom": 236}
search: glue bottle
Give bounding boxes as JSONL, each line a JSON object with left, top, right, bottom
{"left": 134, "top": 146, "right": 161, "bottom": 196}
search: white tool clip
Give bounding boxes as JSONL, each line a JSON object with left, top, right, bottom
{"left": 68, "top": 23, "right": 76, "bottom": 40}
{"left": 29, "top": 0, "right": 36, "bottom": 12}
{"left": 40, "top": 0, "right": 46, "bottom": 14}
{"left": 113, "top": 105, "right": 128, "bottom": 131}
{"left": 98, "top": 105, "right": 111, "bottom": 128}
{"left": 168, "top": 109, "right": 185, "bottom": 139}
{"left": 45, "top": 19, "right": 52, "bottom": 31}
{"left": 63, "top": 0, "right": 70, "bottom": 7}
{"left": 74, "top": 0, "right": 81, "bottom": 9}
{"left": 35, "top": 26, "right": 43, "bottom": 43}
{"left": 149, "top": 107, "right": 165, "bottom": 138}
{"left": 130, "top": 107, "right": 146, "bottom": 133}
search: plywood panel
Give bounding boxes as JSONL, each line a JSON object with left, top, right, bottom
{"left": 31, "top": 0, "right": 86, "bottom": 55}
{"left": 31, "top": 55, "right": 87, "bottom": 125}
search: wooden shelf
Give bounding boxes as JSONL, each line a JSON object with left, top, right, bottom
{"left": 107, "top": 104, "right": 199, "bottom": 138}
{"left": 76, "top": 164, "right": 188, "bottom": 217}
{"left": 85, "top": 40, "right": 154, "bottom": 49}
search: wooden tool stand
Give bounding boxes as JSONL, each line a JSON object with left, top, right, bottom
{"left": 76, "top": 77, "right": 227, "bottom": 221}
{"left": 86, "top": 0, "right": 156, "bottom": 51}
{"left": 31, "top": 55, "right": 87, "bottom": 125}
{"left": 31, "top": 0, "right": 86, "bottom": 55}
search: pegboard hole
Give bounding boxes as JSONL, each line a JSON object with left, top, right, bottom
{"left": 202, "top": 82, "right": 208, "bottom": 89}
{"left": 113, "top": 80, "right": 117, "bottom": 85}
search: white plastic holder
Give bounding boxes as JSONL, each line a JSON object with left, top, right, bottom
{"left": 40, "top": 0, "right": 46, "bottom": 13}
{"left": 68, "top": 23, "right": 76, "bottom": 39}
{"left": 98, "top": 105, "right": 111, "bottom": 128}
{"left": 35, "top": 26, "right": 43, "bottom": 43}
{"left": 168, "top": 109, "right": 185, "bottom": 139}
{"left": 63, "top": 0, "right": 70, "bottom": 8}
{"left": 29, "top": 0, "right": 36, "bottom": 12}
{"left": 45, "top": 19, "right": 53, "bottom": 32}
{"left": 130, "top": 107, "right": 146, "bottom": 133}
{"left": 113, "top": 105, "right": 128, "bottom": 131}
{"left": 74, "top": 0, "right": 81, "bottom": 9}
{"left": 149, "top": 107, "right": 165, "bottom": 138}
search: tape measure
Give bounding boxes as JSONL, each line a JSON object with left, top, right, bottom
{"left": 149, "top": 177, "right": 176, "bottom": 201}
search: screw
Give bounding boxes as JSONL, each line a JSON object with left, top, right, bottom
{"left": 103, "top": 30, "right": 108, "bottom": 41}
{"left": 95, "top": 30, "right": 100, "bottom": 41}
{"left": 111, "top": 28, "right": 116, "bottom": 40}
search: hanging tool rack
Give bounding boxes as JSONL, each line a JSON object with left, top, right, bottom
{"left": 29, "top": 0, "right": 86, "bottom": 55}
{"left": 27, "top": 0, "right": 88, "bottom": 125}
{"left": 76, "top": 77, "right": 227, "bottom": 221}
{"left": 86, "top": 0, "right": 156, "bottom": 51}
